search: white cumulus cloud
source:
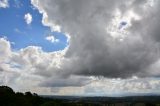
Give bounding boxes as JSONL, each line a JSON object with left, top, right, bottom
{"left": 45, "top": 35, "right": 59, "bottom": 43}
{"left": 24, "top": 13, "right": 33, "bottom": 25}
{"left": 0, "top": 0, "right": 9, "bottom": 8}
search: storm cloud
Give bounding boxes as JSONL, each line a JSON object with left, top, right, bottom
{"left": 31, "top": 0, "right": 160, "bottom": 78}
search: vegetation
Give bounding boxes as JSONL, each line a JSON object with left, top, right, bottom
{"left": 0, "top": 86, "right": 60, "bottom": 106}
{"left": 1, "top": 86, "right": 160, "bottom": 106}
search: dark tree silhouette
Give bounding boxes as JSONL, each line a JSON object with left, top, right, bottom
{"left": 0, "top": 85, "right": 160, "bottom": 106}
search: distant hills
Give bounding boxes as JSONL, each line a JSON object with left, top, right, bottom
{"left": 1, "top": 85, "right": 160, "bottom": 106}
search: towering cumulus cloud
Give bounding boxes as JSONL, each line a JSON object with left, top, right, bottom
{"left": 31, "top": 0, "right": 160, "bottom": 78}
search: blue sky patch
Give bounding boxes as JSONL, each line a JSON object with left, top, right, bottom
{"left": 119, "top": 21, "right": 127, "bottom": 29}
{"left": 0, "top": 0, "right": 67, "bottom": 52}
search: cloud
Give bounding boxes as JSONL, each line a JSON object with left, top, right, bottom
{"left": 45, "top": 35, "right": 59, "bottom": 43}
{"left": 1, "top": 0, "right": 160, "bottom": 95}
{"left": 0, "top": 37, "right": 11, "bottom": 62}
{"left": 0, "top": 0, "right": 9, "bottom": 8}
{"left": 0, "top": 37, "right": 64, "bottom": 93}
{"left": 13, "top": 0, "right": 23, "bottom": 8}
{"left": 40, "top": 75, "right": 91, "bottom": 87}
{"left": 14, "top": 28, "right": 26, "bottom": 35}
{"left": 83, "top": 77, "right": 160, "bottom": 96}
{"left": 31, "top": 0, "right": 160, "bottom": 78}
{"left": 24, "top": 13, "right": 33, "bottom": 25}
{"left": 1, "top": 37, "right": 160, "bottom": 95}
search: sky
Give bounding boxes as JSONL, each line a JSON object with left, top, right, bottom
{"left": 1, "top": 0, "right": 160, "bottom": 96}
{"left": 0, "top": 0, "right": 67, "bottom": 52}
